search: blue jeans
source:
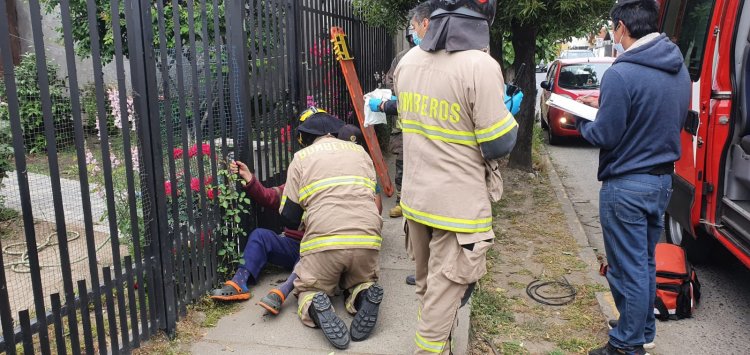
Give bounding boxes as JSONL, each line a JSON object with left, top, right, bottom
{"left": 240, "top": 228, "right": 300, "bottom": 285}
{"left": 600, "top": 174, "right": 672, "bottom": 349}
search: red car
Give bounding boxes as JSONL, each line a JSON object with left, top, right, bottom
{"left": 538, "top": 57, "right": 615, "bottom": 145}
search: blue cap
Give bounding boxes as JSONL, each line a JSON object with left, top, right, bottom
{"left": 297, "top": 113, "right": 345, "bottom": 136}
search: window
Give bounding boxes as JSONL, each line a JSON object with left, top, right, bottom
{"left": 557, "top": 63, "right": 612, "bottom": 90}
{"left": 546, "top": 63, "right": 558, "bottom": 83}
{"left": 661, "top": 0, "right": 716, "bottom": 81}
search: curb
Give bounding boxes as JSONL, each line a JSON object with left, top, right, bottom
{"left": 540, "top": 148, "right": 619, "bottom": 322}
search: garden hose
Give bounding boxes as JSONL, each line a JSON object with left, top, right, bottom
{"left": 525, "top": 277, "right": 577, "bottom": 306}
{"left": 3, "top": 231, "right": 113, "bottom": 273}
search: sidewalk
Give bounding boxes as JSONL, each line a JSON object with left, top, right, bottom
{"left": 190, "top": 159, "right": 471, "bottom": 355}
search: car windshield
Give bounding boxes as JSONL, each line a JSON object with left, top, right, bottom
{"left": 562, "top": 51, "right": 595, "bottom": 59}
{"left": 557, "top": 63, "right": 611, "bottom": 90}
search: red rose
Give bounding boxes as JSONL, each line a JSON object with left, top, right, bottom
{"left": 188, "top": 143, "right": 211, "bottom": 158}
{"left": 206, "top": 188, "right": 215, "bottom": 200}
{"left": 164, "top": 181, "right": 173, "bottom": 195}
{"left": 190, "top": 177, "right": 200, "bottom": 192}
{"left": 173, "top": 148, "right": 183, "bottom": 159}
{"left": 205, "top": 176, "right": 213, "bottom": 185}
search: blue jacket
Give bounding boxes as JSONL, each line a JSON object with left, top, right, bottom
{"left": 576, "top": 34, "right": 691, "bottom": 181}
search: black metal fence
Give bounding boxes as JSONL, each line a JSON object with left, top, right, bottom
{"left": 0, "top": 0, "right": 392, "bottom": 353}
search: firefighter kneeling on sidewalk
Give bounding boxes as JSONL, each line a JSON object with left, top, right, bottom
{"left": 393, "top": 0, "right": 517, "bottom": 353}
{"left": 279, "top": 112, "right": 384, "bottom": 350}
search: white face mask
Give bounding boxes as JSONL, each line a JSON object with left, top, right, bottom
{"left": 613, "top": 28, "right": 625, "bottom": 53}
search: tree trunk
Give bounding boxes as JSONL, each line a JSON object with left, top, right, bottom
{"left": 508, "top": 22, "right": 538, "bottom": 171}
{"left": 489, "top": 29, "right": 503, "bottom": 66}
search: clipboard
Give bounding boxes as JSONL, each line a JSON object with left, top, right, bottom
{"left": 546, "top": 93, "right": 598, "bottom": 121}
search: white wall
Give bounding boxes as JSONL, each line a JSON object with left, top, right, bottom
{"left": 15, "top": 1, "right": 131, "bottom": 90}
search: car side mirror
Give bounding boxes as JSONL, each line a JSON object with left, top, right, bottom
{"left": 541, "top": 81, "right": 551, "bottom": 91}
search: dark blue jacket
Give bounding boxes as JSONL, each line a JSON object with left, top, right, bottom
{"left": 576, "top": 34, "right": 691, "bottom": 181}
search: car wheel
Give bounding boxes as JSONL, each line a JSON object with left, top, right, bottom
{"left": 665, "top": 213, "right": 716, "bottom": 265}
{"left": 547, "top": 125, "right": 560, "bottom": 145}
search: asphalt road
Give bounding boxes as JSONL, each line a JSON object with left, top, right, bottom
{"left": 536, "top": 72, "right": 750, "bottom": 354}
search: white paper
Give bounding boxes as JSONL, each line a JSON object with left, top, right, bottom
{"left": 546, "top": 93, "right": 598, "bottom": 121}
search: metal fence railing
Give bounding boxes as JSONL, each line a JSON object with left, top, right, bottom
{"left": 0, "top": 0, "right": 392, "bottom": 353}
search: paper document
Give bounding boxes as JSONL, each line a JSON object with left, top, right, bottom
{"left": 546, "top": 93, "right": 598, "bottom": 121}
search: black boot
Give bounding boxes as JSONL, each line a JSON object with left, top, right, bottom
{"left": 589, "top": 342, "right": 648, "bottom": 355}
{"left": 350, "top": 283, "right": 384, "bottom": 341}
{"left": 309, "top": 292, "right": 350, "bottom": 349}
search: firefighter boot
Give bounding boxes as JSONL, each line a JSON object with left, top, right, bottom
{"left": 350, "top": 283, "right": 384, "bottom": 341}
{"left": 389, "top": 205, "right": 402, "bottom": 218}
{"left": 309, "top": 292, "right": 350, "bottom": 349}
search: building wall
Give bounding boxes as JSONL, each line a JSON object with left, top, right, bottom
{"left": 15, "top": 2, "right": 131, "bottom": 89}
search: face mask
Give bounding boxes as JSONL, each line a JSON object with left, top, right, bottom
{"left": 412, "top": 32, "right": 422, "bottom": 46}
{"left": 613, "top": 29, "right": 625, "bottom": 53}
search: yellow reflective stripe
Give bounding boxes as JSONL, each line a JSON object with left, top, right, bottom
{"left": 298, "top": 176, "right": 376, "bottom": 202}
{"left": 400, "top": 202, "right": 492, "bottom": 233}
{"left": 297, "top": 293, "right": 316, "bottom": 317}
{"left": 475, "top": 113, "right": 518, "bottom": 143}
{"left": 280, "top": 195, "right": 287, "bottom": 209}
{"left": 401, "top": 119, "right": 477, "bottom": 146}
{"left": 415, "top": 332, "right": 445, "bottom": 353}
{"left": 299, "top": 235, "right": 383, "bottom": 254}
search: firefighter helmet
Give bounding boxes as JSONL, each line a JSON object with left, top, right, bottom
{"left": 298, "top": 106, "right": 328, "bottom": 122}
{"left": 432, "top": 0, "right": 497, "bottom": 26}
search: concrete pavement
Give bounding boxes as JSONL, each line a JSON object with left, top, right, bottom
{"left": 190, "top": 160, "right": 471, "bottom": 355}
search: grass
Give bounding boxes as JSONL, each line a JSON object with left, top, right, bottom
{"left": 469, "top": 127, "right": 607, "bottom": 354}
{"left": 0, "top": 205, "right": 18, "bottom": 222}
{"left": 20, "top": 135, "right": 130, "bottom": 180}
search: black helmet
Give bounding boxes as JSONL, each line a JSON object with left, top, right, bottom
{"left": 432, "top": 0, "right": 497, "bottom": 25}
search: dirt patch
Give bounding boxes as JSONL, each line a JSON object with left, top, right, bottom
{"left": 469, "top": 161, "right": 608, "bottom": 355}
{"left": 133, "top": 298, "right": 240, "bottom": 355}
{"left": 0, "top": 217, "right": 126, "bottom": 319}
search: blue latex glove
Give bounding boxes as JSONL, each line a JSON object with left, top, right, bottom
{"left": 504, "top": 91, "right": 524, "bottom": 116}
{"left": 369, "top": 97, "right": 383, "bottom": 112}
{"left": 368, "top": 96, "right": 397, "bottom": 113}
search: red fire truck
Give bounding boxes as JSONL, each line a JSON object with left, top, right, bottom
{"left": 657, "top": 0, "right": 750, "bottom": 268}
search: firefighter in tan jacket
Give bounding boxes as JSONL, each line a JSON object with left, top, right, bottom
{"left": 394, "top": 1, "right": 517, "bottom": 353}
{"left": 279, "top": 112, "right": 384, "bottom": 350}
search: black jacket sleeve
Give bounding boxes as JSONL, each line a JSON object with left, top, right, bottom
{"left": 383, "top": 99, "right": 399, "bottom": 116}
{"left": 279, "top": 200, "right": 304, "bottom": 230}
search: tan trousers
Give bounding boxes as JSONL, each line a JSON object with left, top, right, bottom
{"left": 293, "top": 248, "right": 380, "bottom": 327}
{"left": 406, "top": 219, "right": 493, "bottom": 355}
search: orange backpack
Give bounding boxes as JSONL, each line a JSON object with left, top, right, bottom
{"left": 654, "top": 243, "right": 701, "bottom": 320}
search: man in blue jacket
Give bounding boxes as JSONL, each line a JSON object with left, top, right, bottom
{"left": 577, "top": 1, "right": 690, "bottom": 354}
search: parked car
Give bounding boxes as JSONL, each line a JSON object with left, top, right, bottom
{"left": 538, "top": 57, "right": 614, "bottom": 144}
{"left": 536, "top": 60, "right": 547, "bottom": 73}
{"left": 558, "top": 49, "right": 596, "bottom": 59}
